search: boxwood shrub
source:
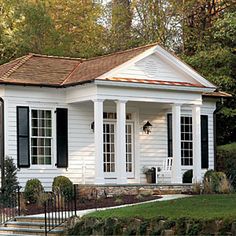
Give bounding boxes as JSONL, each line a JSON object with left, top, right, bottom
{"left": 52, "top": 176, "right": 73, "bottom": 200}
{"left": 24, "top": 178, "right": 44, "bottom": 204}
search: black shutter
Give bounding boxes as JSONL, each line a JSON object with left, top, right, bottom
{"left": 17, "top": 106, "right": 30, "bottom": 168}
{"left": 56, "top": 108, "right": 68, "bottom": 168}
{"left": 201, "top": 115, "right": 209, "bottom": 169}
{"left": 167, "top": 114, "right": 173, "bottom": 157}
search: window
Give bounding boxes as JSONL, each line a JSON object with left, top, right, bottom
{"left": 167, "top": 114, "right": 193, "bottom": 166}
{"left": 103, "top": 119, "right": 134, "bottom": 176}
{"left": 103, "top": 123, "right": 115, "bottom": 172}
{"left": 31, "top": 110, "right": 52, "bottom": 165}
{"left": 126, "top": 124, "right": 133, "bottom": 173}
{"left": 181, "top": 116, "right": 193, "bottom": 166}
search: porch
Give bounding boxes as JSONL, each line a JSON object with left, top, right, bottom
{"left": 68, "top": 94, "right": 204, "bottom": 185}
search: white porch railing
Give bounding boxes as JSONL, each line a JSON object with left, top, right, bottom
{"left": 163, "top": 157, "right": 173, "bottom": 171}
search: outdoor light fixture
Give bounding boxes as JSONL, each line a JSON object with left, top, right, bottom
{"left": 143, "top": 121, "right": 152, "bottom": 134}
{"left": 91, "top": 121, "right": 94, "bottom": 132}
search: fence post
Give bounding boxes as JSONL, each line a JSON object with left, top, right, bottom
{"left": 17, "top": 186, "right": 21, "bottom": 216}
{"left": 44, "top": 201, "right": 47, "bottom": 236}
{"left": 73, "top": 185, "right": 77, "bottom": 216}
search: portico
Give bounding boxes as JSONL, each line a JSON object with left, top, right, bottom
{"left": 78, "top": 83, "right": 202, "bottom": 185}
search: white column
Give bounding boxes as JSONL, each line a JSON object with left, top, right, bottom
{"left": 192, "top": 105, "right": 202, "bottom": 183}
{"left": 116, "top": 100, "right": 127, "bottom": 184}
{"left": 171, "top": 104, "right": 182, "bottom": 184}
{"left": 94, "top": 99, "right": 105, "bottom": 184}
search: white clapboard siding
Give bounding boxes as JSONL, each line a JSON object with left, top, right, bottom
{"left": 115, "top": 54, "right": 200, "bottom": 84}
{"left": 4, "top": 87, "right": 96, "bottom": 190}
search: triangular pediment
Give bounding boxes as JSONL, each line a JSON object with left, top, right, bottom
{"left": 100, "top": 45, "right": 216, "bottom": 89}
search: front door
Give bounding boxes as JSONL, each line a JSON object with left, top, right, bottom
{"left": 103, "top": 121, "right": 134, "bottom": 179}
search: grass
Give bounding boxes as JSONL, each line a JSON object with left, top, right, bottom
{"left": 87, "top": 194, "right": 236, "bottom": 220}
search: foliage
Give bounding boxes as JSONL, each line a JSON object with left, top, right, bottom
{"left": 23, "top": 178, "right": 44, "bottom": 204}
{"left": 88, "top": 194, "right": 236, "bottom": 220}
{"left": 68, "top": 217, "right": 232, "bottom": 236}
{"left": 217, "top": 143, "right": 236, "bottom": 189}
{"left": 1, "top": 156, "right": 19, "bottom": 207}
{"left": 203, "top": 170, "right": 231, "bottom": 194}
{"left": 182, "top": 169, "right": 193, "bottom": 183}
{"left": 0, "top": 0, "right": 235, "bottom": 144}
{"left": 181, "top": 11, "right": 236, "bottom": 145}
{"left": 52, "top": 176, "right": 73, "bottom": 200}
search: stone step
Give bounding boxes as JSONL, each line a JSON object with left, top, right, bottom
{"left": 0, "top": 227, "right": 64, "bottom": 235}
{"left": 6, "top": 221, "right": 65, "bottom": 229}
{"left": 0, "top": 233, "right": 38, "bottom": 236}
{"left": 15, "top": 216, "right": 45, "bottom": 223}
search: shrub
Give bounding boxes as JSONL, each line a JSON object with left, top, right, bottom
{"left": 183, "top": 170, "right": 193, "bottom": 183}
{"left": 216, "top": 143, "right": 236, "bottom": 189}
{"left": 52, "top": 176, "right": 73, "bottom": 200}
{"left": 203, "top": 170, "right": 231, "bottom": 194}
{"left": 1, "top": 156, "right": 19, "bottom": 207}
{"left": 24, "top": 179, "right": 44, "bottom": 204}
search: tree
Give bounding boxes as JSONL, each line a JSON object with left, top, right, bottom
{"left": 48, "top": 0, "right": 107, "bottom": 58}
{"left": 182, "top": 11, "right": 236, "bottom": 144}
{"left": 1, "top": 156, "right": 19, "bottom": 207}
{"left": 15, "top": 0, "right": 59, "bottom": 55}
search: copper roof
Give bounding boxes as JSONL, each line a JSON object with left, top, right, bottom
{"left": 102, "top": 77, "right": 205, "bottom": 88}
{"left": 203, "top": 91, "right": 232, "bottom": 98}
{"left": 0, "top": 43, "right": 157, "bottom": 87}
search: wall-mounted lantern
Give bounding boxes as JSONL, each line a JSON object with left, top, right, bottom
{"left": 91, "top": 121, "right": 94, "bottom": 132}
{"left": 143, "top": 121, "right": 152, "bottom": 134}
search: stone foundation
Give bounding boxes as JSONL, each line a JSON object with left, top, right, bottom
{"left": 75, "top": 184, "right": 192, "bottom": 199}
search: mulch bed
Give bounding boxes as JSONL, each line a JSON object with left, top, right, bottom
{"left": 23, "top": 195, "right": 162, "bottom": 215}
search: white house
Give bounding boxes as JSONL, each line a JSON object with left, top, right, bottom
{"left": 0, "top": 44, "right": 229, "bottom": 190}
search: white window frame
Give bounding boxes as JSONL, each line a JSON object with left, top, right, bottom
{"left": 29, "top": 108, "right": 55, "bottom": 168}
{"left": 126, "top": 122, "right": 134, "bottom": 178}
{"left": 181, "top": 116, "right": 193, "bottom": 166}
{"left": 103, "top": 116, "right": 135, "bottom": 179}
{"left": 103, "top": 121, "right": 116, "bottom": 178}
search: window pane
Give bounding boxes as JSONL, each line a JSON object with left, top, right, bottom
{"left": 31, "top": 109, "right": 52, "bottom": 165}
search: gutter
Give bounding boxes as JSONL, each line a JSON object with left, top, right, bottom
{"left": 0, "top": 98, "right": 4, "bottom": 187}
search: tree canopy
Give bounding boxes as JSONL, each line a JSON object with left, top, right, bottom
{"left": 0, "top": 0, "right": 235, "bottom": 144}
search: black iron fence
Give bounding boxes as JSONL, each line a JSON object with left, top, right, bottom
{"left": 0, "top": 186, "right": 21, "bottom": 225}
{"left": 44, "top": 185, "right": 77, "bottom": 236}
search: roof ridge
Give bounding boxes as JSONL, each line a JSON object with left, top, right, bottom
{"left": 28, "top": 53, "right": 83, "bottom": 61}
{"left": 84, "top": 42, "right": 159, "bottom": 61}
{"left": 61, "top": 61, "right": 82, "bottom": 86}
{"left": 1, "top": 55, "right": 33, "bottom": 79}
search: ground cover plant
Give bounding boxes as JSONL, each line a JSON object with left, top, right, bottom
{"left": 87, "top": 194, "right": 236, "bottom": 220}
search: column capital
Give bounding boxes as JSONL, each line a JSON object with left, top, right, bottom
{"left": 172, "top": 103, "right": 182, "bottom": 107}
{"left": 93, "top": 98, "right": 104, "bottom": 103}
{"left": 115, "top": 99, "right": 128, "bottom": 104}
{"left": 191, "top": 104, "right": 201, "bottom": 108}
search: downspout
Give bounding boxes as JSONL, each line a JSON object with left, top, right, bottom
{"left": 213, "top": 97, "right": 224, "bottom": 170}
{"left": 0, "top": 98, "right": 4, "bottom": 188}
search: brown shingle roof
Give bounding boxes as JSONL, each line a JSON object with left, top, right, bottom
{"left": 0, "top": 43, "right": 157, "bottom": 87}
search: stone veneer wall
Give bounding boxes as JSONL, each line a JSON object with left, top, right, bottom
{"left": 76, "top": 184, "right": 193, "bottom": 198}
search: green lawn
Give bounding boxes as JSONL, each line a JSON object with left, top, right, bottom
{"left": 87, "top": 194, "right": 236, "bottom": 220}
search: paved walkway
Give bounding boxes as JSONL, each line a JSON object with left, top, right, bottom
{"left": 26, "top": 194, "right": 191, "bottom": 218}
